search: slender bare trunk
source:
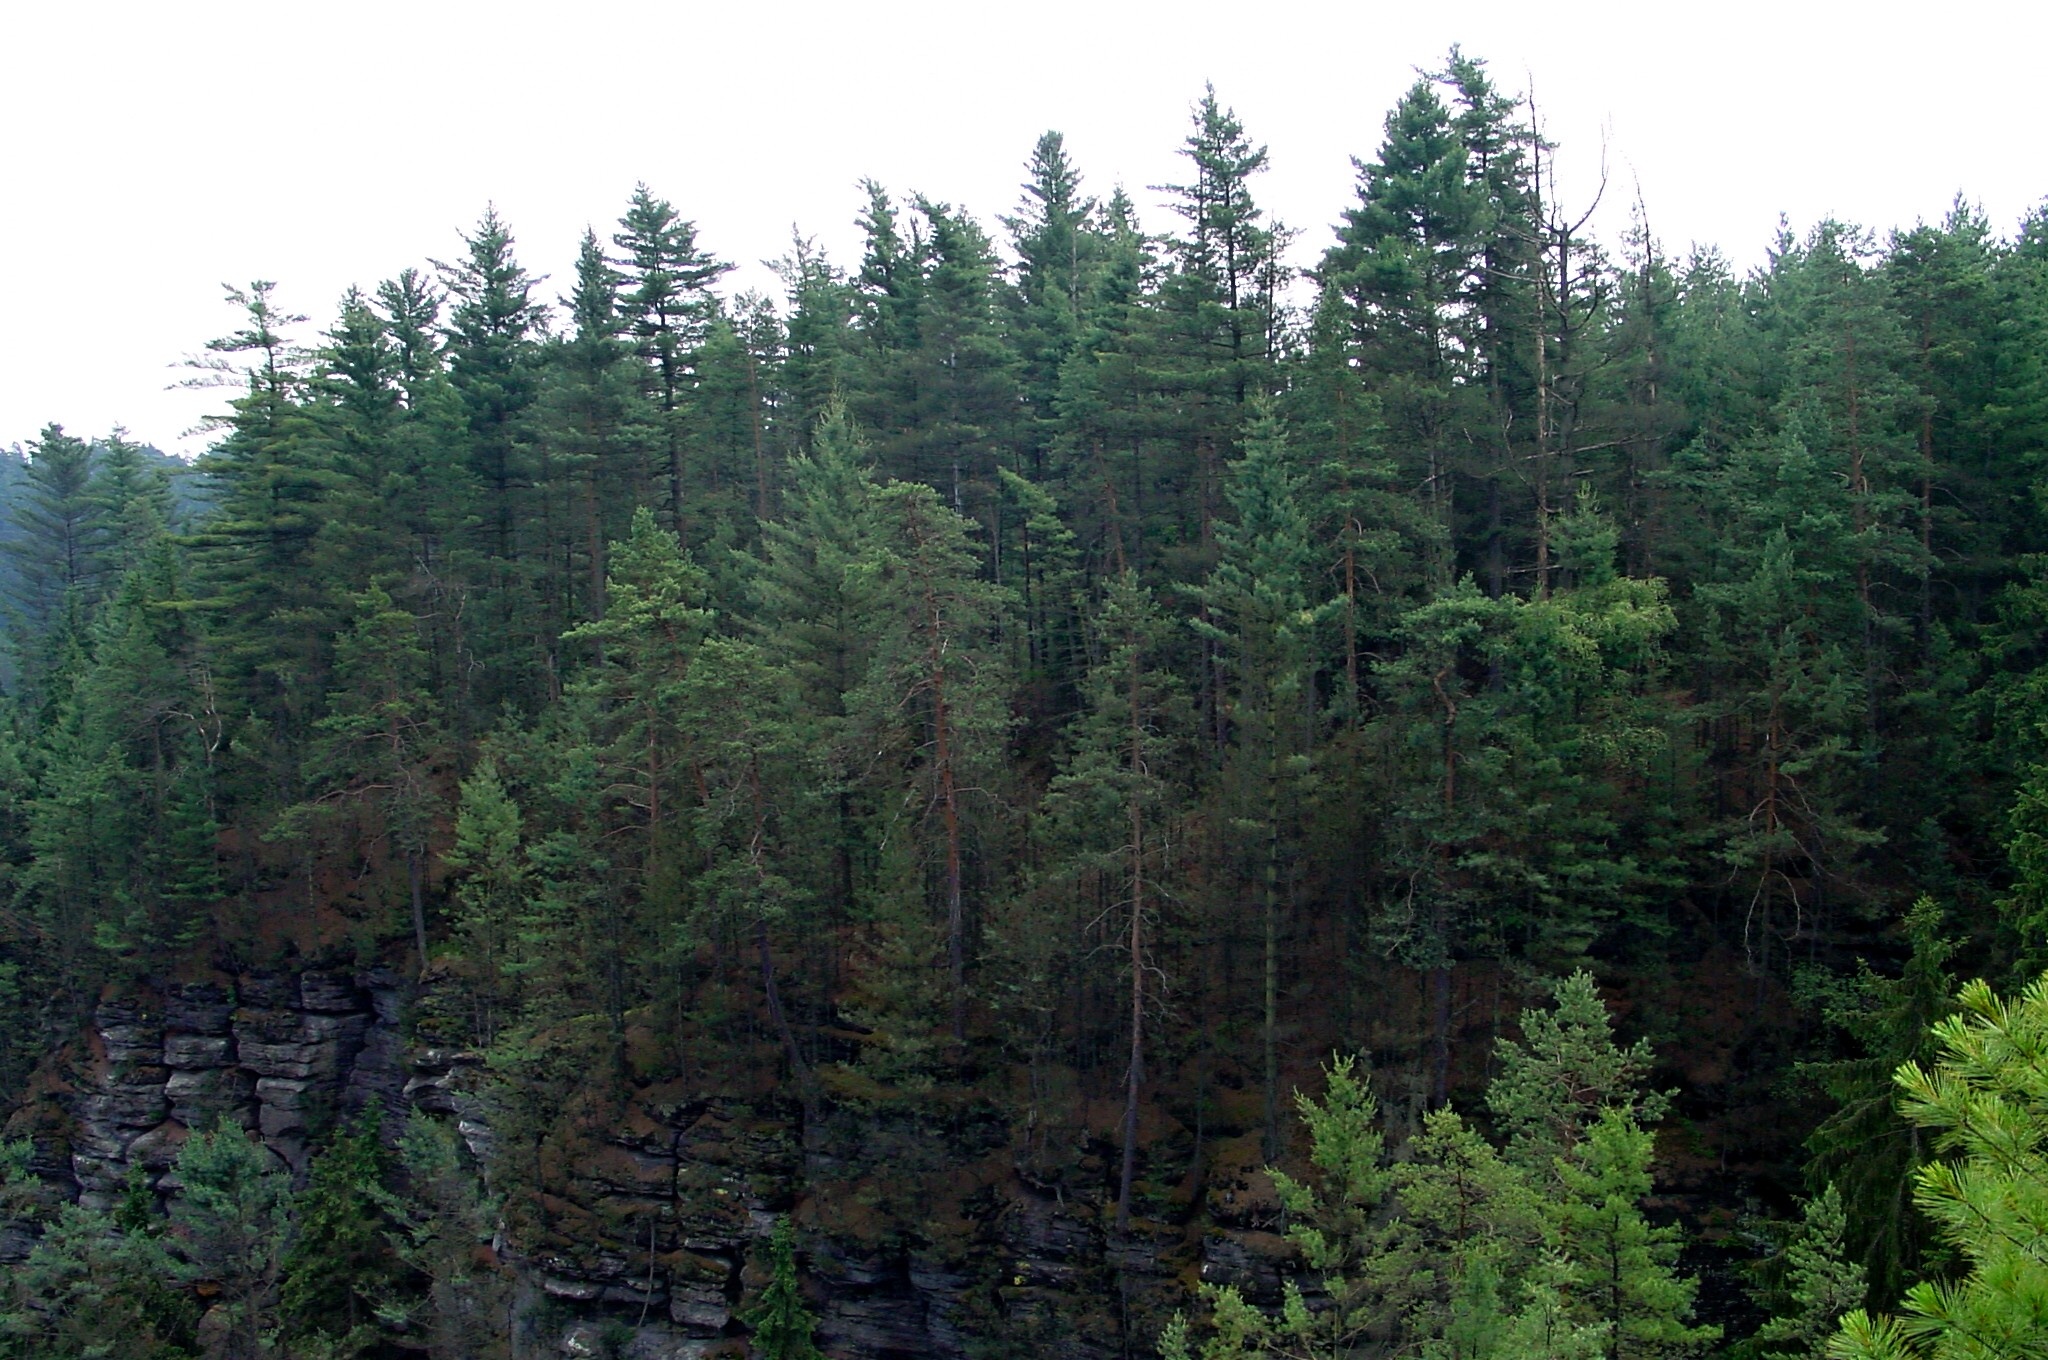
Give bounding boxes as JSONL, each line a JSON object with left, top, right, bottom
{"left": 409, "top": 849, "right": 428, "bottom": 978}
{"left": 1118, "top": 637, "right": 1146, "bottom": 1230}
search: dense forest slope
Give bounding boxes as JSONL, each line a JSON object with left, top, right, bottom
{"left": 3, "top": 50, "right": 2047, "bottom": 1360}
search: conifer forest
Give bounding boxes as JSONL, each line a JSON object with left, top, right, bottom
{"left": 6, "top": 50, "right": 2048, "bottom": 1360}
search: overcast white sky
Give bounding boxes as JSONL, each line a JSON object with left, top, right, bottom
{"left": 3, "top": 0, "right": 2040, "bottom": 456}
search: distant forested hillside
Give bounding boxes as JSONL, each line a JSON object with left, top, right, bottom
{"left": 2, "top": 51, "right": 2046, "bottom": 1360}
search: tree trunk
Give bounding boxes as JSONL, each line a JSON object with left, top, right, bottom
{"left": 409, "top": 848, "right": 429, "bottom": 978}
{"left": 1117, "top": 640, "right": 1147, "bottom": 1231}
{"left": 1262, "top": 747, "right": 1282, "bottom": 1162}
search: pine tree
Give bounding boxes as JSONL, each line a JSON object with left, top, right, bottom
{"left": 370, "top": 266, "right": 473, "bottom": 715}
{"left": 1803, "top": 897, "right": 1958, "bottom": 1303}
{"left": 612, "top": 183, "right": 733, "bottom": 541}
{"left": 24, "top": 543, "right": 220, "bottom": 962}
{"left": 542, "top": 228, "right": 652, "bottom": 624}
{"left": 286, "top": 583, "right": 448, "bottom": 969}
{"left": 440, "top": 206, "right": 546, "bottom": 713}
{"left": 743, "top": 1218, "right": 823, "bottom": 1360}
{"left": 185, "top": 279, "right": 337, "bottom": 813}
{"left": 167, "top": 1123, "right": 289, "bottom": 1360}
{"left": 850, "top": 479, "right": 1012, "bottom": 1047}
{"left": 679, "top": 634, "right": 819, "bottom": 1103}
{"left": 87, "top": 428, "right": 173, "bottom": 579}
{"left": 1487, "top": 970, "right": 1670, "bottom": 1180}
{"left": 1548, "top": 1109, "right": 1717, "bottom": 1359}
{"left": 384, "top": 1114, "right": 512, "bottom": 1360}
{"left": 1831, "top": 973, "right": 2048, "bottom": 1360}
{"left": 1746, "top": 1185, "right": 1867, "bottom": 1360}
{"left": 904, "top": 196, "right": 1019, "bottom": 529}
{"left": 771, "top": 233, "right": 852, "bottom": 457}
{"left": 441, "top": 205, "right": 543, "bottom": 564}
{"left": 1323, "top": 72, "right": 1485, "bottom": 581}
{"left": 1004, "top": 131, "right": 1101, "bottom": 480}
{"left": 752, "top": 404, "right": 885, "bottom": 943}
{"left": 2, "top": 425, "right": 107, "bottom": 691}
{"left": 561, "top": 507, "right": 714, "bottom": 1033}
{"left": 0, "top": 1200, "right": 197, "bottom": 1359}
{"left": 446, "top": 755, "right": 529, "bottom": 1043}
{"left": 1148, "top": 87, "right": 1289, "bottom": 566}
{"left": 1161, "top": 1011, "right": 1704, "bottom": 1360}
{"left": 690, "top": 291, "right": 784, "bottom": 535}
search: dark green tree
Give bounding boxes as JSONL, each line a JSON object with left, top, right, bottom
{"left": 0, "top": 1200, "right": 197, "bottom": 1360}
{"left": 167, "top": 1124, "right": 290, "bottom": 1360}
{"left": 849, "top": 479, "right": 1012, "bottom": 1047}
{"left": 543, "top": 228, "right": 652, "bottom": 624}
{"left": 1193, "top": 407, "right": 1319, "bottom": 1156}
{"left": 612, "top": 183, "right": 732, "bottom": 541}
{"left": 1, "top": 425, "right": 106, "bottom": 692}
{"left": 1034, "top": 571, "right": 1193, "bottom": 1224}
{"left": 743, "top": 1217, "right": 823, "bottom": 1360}
{"left": 278, "top": 1112, "right": 407, "bottom": 1352}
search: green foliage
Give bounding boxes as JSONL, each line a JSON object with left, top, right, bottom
{"left": 446, "top": 755, "right": 529, "bottom": 1040}
{"left": 1549, "top": 1109, "right": 1717, "bottom": 1358}
{"left": 1745, "top": 1185, "right": 1868, "bottom": 1360}
{"left": 3, "top": 66, "right": 2047, "bottom": 1360}
{"left": 279, "top": 1112, "right": 407, "bottom": 1352}
{"left": 1488, "top": 970, "right": 1670, "bottom": 1177}
{"left": 1167, "top": 980, "right": 1712, "bottom": 1360}
{"left": 0, "top": 1201, "right": 198, "bottom": 1360}
{"left": 743, "top": 1217, "right": 823, "bottom": 1360}
{"left": 167, "top": 1123, "right": 290, "bottom": 1360}
{"left": 1803, "top": 897, "right": 1959, "bottom": 1302}
{"left": 1830, "top": 972, "right": 2048, "bottom": 1360}
{"left": 382, "top": 1114, "right": 511, "bottom": 1360}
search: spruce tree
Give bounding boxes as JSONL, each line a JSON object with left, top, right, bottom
{"left": 0, "top": 1199, "right": 197, "bottom": 1359}
{"left": 286, "top": 583, "right": 447, "bottom": 968}
{"left": 743, "top": 1218, "right": 823, "bottom": 1360}
{"left": 1003, "top": 131, "right": 1101, "bottom": 480}
{"left": 542, "top": 228, "right": 651, "bottom": 624}
{"left": 2, "top": 425, "right": 107, "bottom": 693}
{"left": 1746, "top": 1185, "right": 1867, "bottom": 1360}
{"left": 1192, "top": 406, "right": 1319, "bottom": 1157}
{"left": 752, "top": 404, "right": 885, "bottom": 935}
{"left": 279, "top": 1112, "right": 406, "bottom": 1351}
{"left": 439, "top": 206, "right": 546, "bottom": 713}
{"left": 185, "top": 279, "right": 338, "bottom": 814}
{"left": 445, "top": 755, "right": 529, "bottom": 1043}
{"left": 1149, "top": 86, "right": 1288, "bottom": 564}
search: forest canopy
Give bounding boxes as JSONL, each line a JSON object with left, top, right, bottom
{"left": 3, "top": 50, "right": 2047, "bottom": 1360}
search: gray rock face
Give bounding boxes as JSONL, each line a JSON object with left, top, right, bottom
{"left": 59, "top": 967, "right": 405, "bottom": 1204}
{"left": 163, "top": 1035, "right": 234, "bottom": 1069}
{"left": 298, "top": 971, "right": 363, "bottom": 1012}
{"left": 166, "top": 1066, "right": 256, "bottom": 1128}
{"left": 102, "top": 1023, "right": 167, "bottom": 1065}
{"left": 1200, "top": 1229, "right": 1295, "bottom": 1304}
{"left": 666, "top": 1281, "right": 730, "bottom": 1335}
{"left": 163, "top": 983, "right": 234, "bottom": 1036}
{"left": 35, "top": 968, "right": 1219, "bottom": 1360}
{"left": 560, "top": 1321, "right": 714, "bottom": 1360}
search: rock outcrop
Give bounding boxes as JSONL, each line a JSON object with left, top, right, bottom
{"left": 10, "top": 969, "right": 1224, "bottom": 1358}
{"left": 57, "top": 970, "right": 408, "bottom": 1211}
